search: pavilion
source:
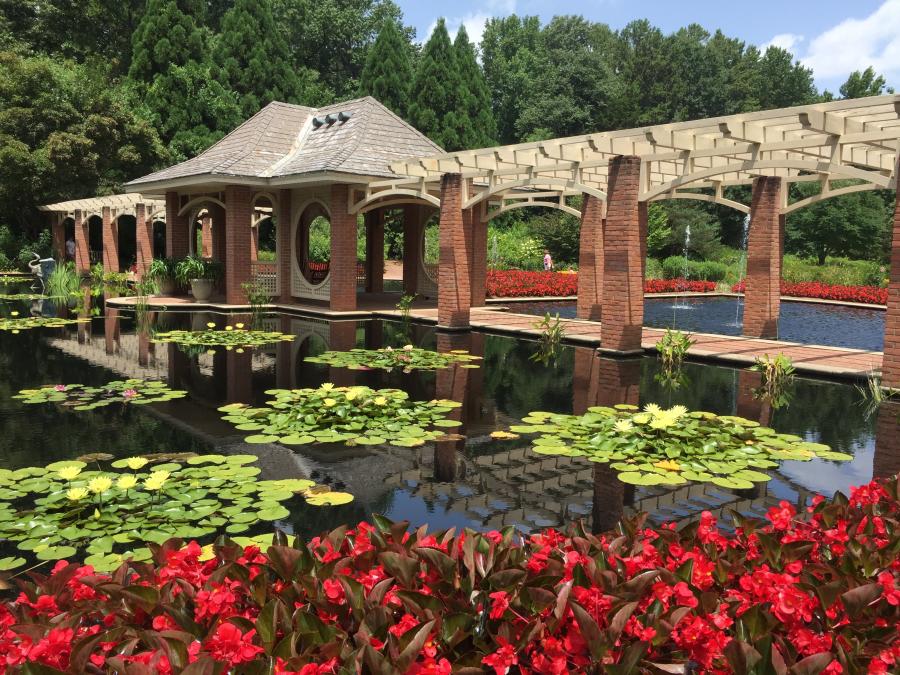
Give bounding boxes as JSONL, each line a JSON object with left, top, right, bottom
{"left": 39, "top": 94, "right": 900, "bottom": 386}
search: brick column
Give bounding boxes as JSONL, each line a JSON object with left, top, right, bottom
{"left": 277, "top": 189, "right": 293, "bottom": 303}
{"left": 330, "top": 184, "right": 357, "bottom": 312}
{"left": 438, "top": 174, "right": 472, "bottom": 329}
{"left": 201, "top": 216, "right": 213, "bottom": 258}
{"left": 639, "top": 201, "right": 648, "bottom": 281}
{"left": 883, "top": 163, "right": 900, "bottom": 389}
{"left": 51, "top": 214, "right": 65, "bottom": 262}
{"left": 165, "top": 191, "right": 189, "bottom": 260}
{"left": 873, "top": 401, "right": 900, "bottom": 479}
{"left": 249, "top": 223, "right": 259, "bottom": 261}
{"left": 135, "top": 203, "right": 153, "bottom": 279}
{"left": 744, "top": 176, "right": 783, "bottom": 339}
{"left": 471, "top": 211, "right": 487, "bottom": 307}
{"left": 402, "top": 205, "right": 421, "bottom": 295}
{"left": 576, "top": 194, "right": 604, "bottom": 320}
{"left": 224, "top": 186, "right": 253, "bottom": 304}
{"left": 600, "top": 156, "right": 644, "bottom": 354}
{"left": 74, "top": 209, "right": 90, "bottom": 274}
{"left": 365, "top": 209, "right": 384, "bottom": 293}
{"left": 101, "top": 206, "right": 118, "bottom": 273}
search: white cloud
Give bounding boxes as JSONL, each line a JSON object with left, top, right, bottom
{"left": 760, "top": 33, "right": 804, "bottom": 53}
{"left": 422, "top": 0, "right": 517, "bottom": 46}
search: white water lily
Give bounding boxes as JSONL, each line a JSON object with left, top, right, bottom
{"left": 614, "top": 420, "right": 634, "bottom": 433}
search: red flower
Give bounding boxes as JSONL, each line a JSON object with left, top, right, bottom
{"left": 322, "top": 578, "right": 346, "bottom": 605}
{"left": 204, "top": 622, "right": 264, "bottom": 665}
{"left": 766, "top": 500, "right": 796, "bottom": 531}
{"left": 878, "top": 572, "right": 900, "bottom": 606}
{"left": 483, "top": 643, "right": 518, "bottom": 674}
{"left": 27, "top": 627, "right": 73, "bottom": 669}
{"left": 388, "top": 613, "right": 419, "bottom": 637}
{"left": 489, "top": 591, "right": 510, "bottom": 619}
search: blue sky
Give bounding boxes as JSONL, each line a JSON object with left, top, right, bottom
{"left": 396, "top": 0, "right": 900, "bottom": 93}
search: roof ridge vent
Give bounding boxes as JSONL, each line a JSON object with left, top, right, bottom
{"left": 338, "top": 111, "right": 353, "bottom": 122}
{"left": 312, "top": 116, "right": 327, "bottom": 128}
{"left": 325, "top": 113, "right": 339, "bottom": 124}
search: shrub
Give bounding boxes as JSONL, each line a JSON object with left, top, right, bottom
{"left": 175, "top": 256, "right": 224, "bottom": 284}
{"left": 661, "top": 256, "right": 728, "bottom": 282}
{"left": 487, "top": 221, "right": 544, "bottom": 270}
{"left": 2, "top": 477, "right": 900, "bottom": 672}
{"left": 782, "top": 255, "right": 886, "bottom": 287}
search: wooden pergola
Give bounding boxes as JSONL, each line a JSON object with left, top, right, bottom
{"left": 390, "top": 94, "right": 900, "bottom": 387}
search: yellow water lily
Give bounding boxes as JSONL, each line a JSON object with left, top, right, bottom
{"left": 235, "top": 323, "right": 244, "bottom": 329}
{"left": 373, "top": 396, "right": 387, "bottom": 406}
{"left": 655, "top": 459, "right": 680, "bottom": 471}
{"left": 649, "top": 411, "right": 680, "bottom": 429}
{"left": 614, "top": 420, "right": 634, "bottom": 433}
{"left": 323, "top": 398, "right": 337, "bottom": 407}
{"left": 236, "top": 348, "right": 244, "bottom": 354}
{"left": 321, "top": 383, "right": 334, "bottom": 391}
{"left": 57, "top": 466, "right": 82, "bottom": 481}
{"left": 345, "top": 387, "right": 366, "bottom": 402}
{"left": 225, "top": 325, "right": 234, "bottom": 331}
{"left": 66, "top": 487, "right": 89, "bottom": 501}
{"left": 88, "top": 476, "right": 113, "bottom": 494}
{"left": 125, "top": 457, "right": 149, "bottom": 470}
{"left": 206, "top": 322, "right": 216, "bottom": 328}
{"left": 117, "top": 474, "right": 138, "bottom": 490}
{"left": 10, "top": 311, "right": 18, "bottom": 317}
{"left": 644, "top": 403, "right": 662, "bottom": 416}
{"left": 144, "top": 470, "right": 170, "bottom": 491}
{"left": 633, "top": 413, "right": 651, "bottom": 424}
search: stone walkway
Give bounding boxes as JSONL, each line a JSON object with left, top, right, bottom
{"left": 389, "top": 307, "right": 882, "bottom": 381}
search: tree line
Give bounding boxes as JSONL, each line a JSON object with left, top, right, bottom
{"left": 0, "top": 0, "right": 894, "bottom": 264}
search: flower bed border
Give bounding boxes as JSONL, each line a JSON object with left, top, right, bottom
{"left": 2, "top": 476, "right": 899, "bottom": 673}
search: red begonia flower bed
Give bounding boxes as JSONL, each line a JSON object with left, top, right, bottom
{"left": 3, "top": 477, "right": 900, "bottom": 673}
{"left": 486, "top": 270, "right": 716, "bottom": 298}
{"left": 731, "top": 280, "right": 888, "bottom": 306}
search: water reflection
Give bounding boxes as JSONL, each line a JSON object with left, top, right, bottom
{"left": 0, "top": 300, "right": 896, "bottom": 538}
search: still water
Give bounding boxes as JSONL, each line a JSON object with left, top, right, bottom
{"left": 513, "top": 296, "right": 886, "bottom": 351}
{"left": 0, "top": 295, "right": 896, "bottom": 540}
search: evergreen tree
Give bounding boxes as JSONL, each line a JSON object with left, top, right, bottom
{"left": 408, "top": 19, "right": 463, "bottom": 150}
{"left": 214, "top": 0, "right": 326, "bottom": 118}
{"left": 358, "top": 19, "right": 412, "bottom": 117}
{"left": 839, "top": 67, "right": 893, "bottom": 99}
{"left": 453, "top": 25, "right": 497, "bottom": 148}
{"left": 128, "top": 0, "right": 207, "bottom": 83}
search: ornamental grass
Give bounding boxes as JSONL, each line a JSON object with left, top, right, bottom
{"left": 2, "top": 477, "right": 899, "bottom": 673}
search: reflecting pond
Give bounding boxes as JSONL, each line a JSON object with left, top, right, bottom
{"left": 513, "top": 296, "right": 886, "bottom": 351}
{"left": 0, "top": 294, "right": 897, "bottom": 543}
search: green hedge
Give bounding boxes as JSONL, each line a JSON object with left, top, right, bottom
{"left": 661, "top": 256, "right": 728, "bottom": 281}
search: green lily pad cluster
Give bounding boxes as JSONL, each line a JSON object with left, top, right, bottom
{"left": 0, "top": 314, "right": 88, "bottom": 333}
{"left": 14, "top": 379, "right": 187, "bottom": 410}
{"left": 511, "top": 403, "right": 852, "bottom": 488}
{"left": 0, "top": 455, "right": 353, "bottom": 572}
{"left": 151, "top": 321, "right": 295, "bottom": 351}
{"left": 219, "top": 384, "right": 463, "bottom": 447}
{"left": 0, "top": 275, "right": 32, "bottom": 285}
{"left": 0, "top": 293, "right": 45, "bottom": 301}
{"left": 305, "top": 345, "right": 481, "bottom": 372}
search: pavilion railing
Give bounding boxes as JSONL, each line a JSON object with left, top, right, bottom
{"left": 250, "top": 260, "right": 278, "bottom": 296}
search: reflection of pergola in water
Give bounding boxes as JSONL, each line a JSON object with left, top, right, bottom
{"left": 38, "top": 94, "right": 900, "bottom": 386}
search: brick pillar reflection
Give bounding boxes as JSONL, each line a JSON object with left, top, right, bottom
{"left": 167, "top": 342, "right": 190, "bottom": 390}
{"left": 104, "top": 307, "right": 120, "bottom": 355}
{"left": 225, "top": 186, "right": 253, "bottom": 304}
{"left": 586, "top": 354, "right": 640, "bottom": 534}
{"left": 882, "top": 158, "right": 900, "bottom": 389}
{"left": 438, "top": 174, "right": 471, "bottom": 329}
{"left": 276, "top": 315, "right": 293, "bottom": 388}
{"left": 138, "top": 312, "right": 155, "bottom": 367}
{"left": 135, "top": 203, "right": 152, "bottom": 279}
{"left": 471, "top": 212, "right": 487, "bottom": 307}
{"left": 576, "top": 194, "right": 604, "bottom": 320}
{"left": 74, "top": 209, "right": 90, "bottom": 274}
{"left": 165, "top": 191, "right": 189, "bottom": 260}
{"left": 329, "top": 321, "right": 358, "bottom": 386}
{"left": 402, "top": 205, "right": 422, "bottom": 296}
{"left": 873, "top": 401, "right": 900, "bottom": 479}
{"left": 434, "top": 332, "right": 473, "bottom": 482}
{"left": 735, "top": 369, "right": 772, "bottom": 427}
{"left": 600, "top": 156, "right": 644, "bottom": 353}
{"left": 226, "top": 350, "right": 253, "bottom": 404}
{"left": 278, "top": 189, "right": 293, "bottom": 303}
{"left": 744, "top": 176, "right": 783, "bottom": 339}
{"left": 366, "top": 319, "right": 384, "bottom": 348}
{"left": 101, "top": 206, "right": 117, "bottom": 273}
{"left": 51, "top": 214, "right": 65, "bottom": 262}
{"left": 201, "top": 216, "right": 213, "bottom": 258}
{"left": 330, "top": 184, "right": 357, "bottom": 311}
{"left": 365, "top": 209, "right": 384, "bottom": 293}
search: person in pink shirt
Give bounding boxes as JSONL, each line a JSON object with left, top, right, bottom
{"left": 543, "top": 250, "right": 553, "bottom": 271}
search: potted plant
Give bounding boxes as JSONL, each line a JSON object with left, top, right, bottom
{"left": 146, "top": 258, "right": 178, "bottom": 295}
{"left": 175, "top": 255, "right": 223, "bottom": 303}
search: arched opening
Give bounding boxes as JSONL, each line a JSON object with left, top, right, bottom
{"left": 116, "top": 215, "right": 136, "bottom": 272}
{"left": 250, "top": 194, "right": 277, "bottom": 297}
{"left": 151, "top": 221, "right": 166, "bottom": 258}
{"left": 87, "top": 215, "right": 103, "bottom": 265}
{"left": 256, "top": 216, "right": 276, "bottom": 261}
{"left": 188, "top": 208, "right": 213, "bottom": 258}
{"left": 295, "top": 202, "right": 331, "bottom": 285}
{"left": 422, "top": 211, "right": 439, "bottom": 283}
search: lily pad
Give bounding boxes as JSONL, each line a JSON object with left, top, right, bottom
{"left": 304, "top": 346, "right": 481, "bottom": 372}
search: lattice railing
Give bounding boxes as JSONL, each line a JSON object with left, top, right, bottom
{"left": 250, "top": 260, "right": 278, "bottom": 296}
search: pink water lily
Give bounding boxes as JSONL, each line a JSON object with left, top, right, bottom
{"left": 53, "top": 385, "right": 66, "bottom": 391}
{"left": 123, "top": 389, "right": 138, "bottom": 398}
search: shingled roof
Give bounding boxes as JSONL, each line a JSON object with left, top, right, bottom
{"left": 126, "top": 97, "right": 443, "bottom": 190}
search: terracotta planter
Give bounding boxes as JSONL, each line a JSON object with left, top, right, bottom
{"left": 190, "top": 278, "right": 214, "bottom": 303}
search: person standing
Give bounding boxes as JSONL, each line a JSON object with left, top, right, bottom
{"left": 65, "top": 237, "right": 75, "bottom": 261}
{"left": 543, "top": 249, "right": 553, "bottom": 271}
